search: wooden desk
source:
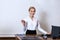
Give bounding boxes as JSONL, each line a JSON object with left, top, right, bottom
{"left": 16, "top": 34, "right": 45, "bottom": 40}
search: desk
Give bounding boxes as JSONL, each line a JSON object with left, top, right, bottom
{"left": 16, "top": 34, "right": 44, "bottom": 40}
{"left": 0, "top": 34, "right": 60, "bottom": 40}
{"left": 15, "top": 34, "right": 60, "bottom": 40}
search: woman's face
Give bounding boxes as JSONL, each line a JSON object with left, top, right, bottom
{"left": 29, "top": 8, "right": 35, "bottom": 17}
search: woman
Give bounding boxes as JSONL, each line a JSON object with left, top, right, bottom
{"left": 21, "top": 6, "right": 48, "bottom": 35}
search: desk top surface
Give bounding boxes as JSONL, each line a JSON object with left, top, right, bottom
{"left": 16, "top": 34, "right": 44, "bottom": 40}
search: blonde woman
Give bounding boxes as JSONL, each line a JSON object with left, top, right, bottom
{"left": 21, "top": 6, "right": 49, "bottom": 35}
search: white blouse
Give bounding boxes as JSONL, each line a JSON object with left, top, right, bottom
{"left": 22, "top": 16, "right": 47, "bottom": 34}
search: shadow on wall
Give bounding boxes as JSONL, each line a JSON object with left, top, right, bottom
{"left": 37, "top": 11, "right": 49, "bottom": 34}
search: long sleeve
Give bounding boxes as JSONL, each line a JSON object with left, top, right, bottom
{"left": 22, "top": 18, "right": 28, "bottom": 31}
{"left": 37, "top": 21, "right": 47, "bottom": 34}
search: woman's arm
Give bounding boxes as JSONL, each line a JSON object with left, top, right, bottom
{"left": 21, "top": 20, "right": 27, "bottom": 31}
{"left": 37, "top": 21, "right": 47, "bottom": 34}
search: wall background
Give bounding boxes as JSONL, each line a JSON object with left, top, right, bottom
{"left": 0, "top": 0, "right": 60, "bottom": 34}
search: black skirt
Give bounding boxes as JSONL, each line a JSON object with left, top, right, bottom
{"left": 26, "top": 30, "right": 36, "bottom": 35}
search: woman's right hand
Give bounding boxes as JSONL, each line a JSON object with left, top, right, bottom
{"left": 21, "top": 20, "right": 26, "bottom": 27}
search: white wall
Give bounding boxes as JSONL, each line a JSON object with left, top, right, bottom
{"left": 0, "top": 0, "right": 60, "bottom": 34}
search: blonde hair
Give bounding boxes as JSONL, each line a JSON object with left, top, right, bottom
{"left": 28, "top": 6, "right": 36, "bottom": 12}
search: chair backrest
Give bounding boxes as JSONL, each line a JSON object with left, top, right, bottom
{"left": 51, "top": 25, "right": 60, "bottom": 38}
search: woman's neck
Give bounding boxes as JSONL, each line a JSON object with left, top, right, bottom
{"left": 29, "top": 15, "right": 34, "bottom": 20}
